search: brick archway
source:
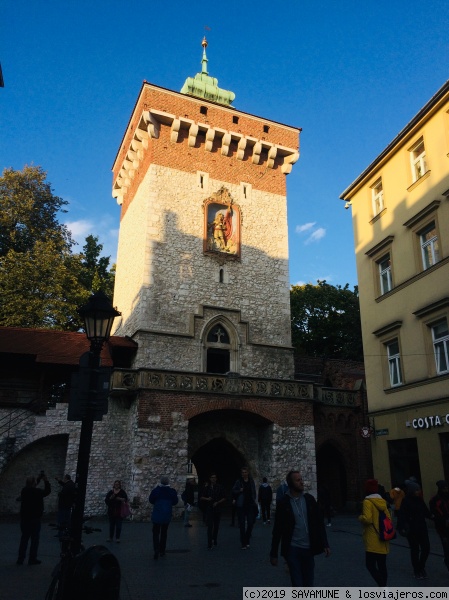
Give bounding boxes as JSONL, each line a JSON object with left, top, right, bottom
{"left": 188, "top": 408, "right": 274, "bottom": 485}
{"left": 184, "top": 398, "right": 281, "bottom": 425}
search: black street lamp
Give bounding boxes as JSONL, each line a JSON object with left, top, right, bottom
{"left": 70, "top": 291, "right": 121, "bottom": 555}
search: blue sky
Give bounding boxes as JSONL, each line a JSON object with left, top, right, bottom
{"left": 1, "top": 0, "right": 448, "bottom": 289}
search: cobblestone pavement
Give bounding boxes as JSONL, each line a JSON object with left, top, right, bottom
{"left": 1, "top": 512, "right": 448, "bottom": 600}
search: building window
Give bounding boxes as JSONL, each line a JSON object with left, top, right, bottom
{"left": 197, "top": 171, "right": 209, "bottom": 191}
{"left": 200, "top": 106, "right": 208, "bottom": 115}
{"left": 263, "top": 125, "right": 269, "bottom": 133}
{"left": 378, "top": 254, "right": 392, "bottom": 294}
{"left": 432, "top": 319, "right": 449, "bottom": 374}
{"left": 206, "top": 325, "right": 231, "bottom": 373}
{"left": 410, "top": 137, "right": 427, "bottom": 182}
{"left": 388, "top": 439, "right": 421, "bottom": 490}
{"left": 233, "top": 116, "right": 239, "bottom": 124}
{"left": 371, "top": 178, "right": 384, "bottom": 216}
{"left": 419, "top": 222, "right": 439, "bottom": 269}
{"left": 386, "top": 340, "right": 403, "bottom": 386}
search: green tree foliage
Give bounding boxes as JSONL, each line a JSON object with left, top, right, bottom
{"left": 290, "top": 281, "right": 363, "bottom": 360}
{"left": 0, "top": 165, "right": 72, "bottom": 257}
{"left": 79, "top": 235, "right": 115, "bottom": 299}
{"left": 0, "top": 166, "right": 115, "bottom": 330}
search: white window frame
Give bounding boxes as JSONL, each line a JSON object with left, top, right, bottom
{"left": 432, "top": 320, "right": 449, "bottom": 374}
{"left": 420, "top": 222, "right": 439, "bottom": 269}
{"left": 410, "top": 138, "right": 427, "bottom": 182}
{"left": 387, "top": 340, "right": 403, "bottom": 387}
{"left": 371, "top": 178, "right": 384, "bottom": 216}
{"left": 378, "top": 254, "right": 392, "bottom": 294}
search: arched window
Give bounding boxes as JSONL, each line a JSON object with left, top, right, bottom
{"left": 206, "top": 325, "right": 231, "bottom": 374}
{"left": 202, "top": 320, "right": 239, "bottom": 374}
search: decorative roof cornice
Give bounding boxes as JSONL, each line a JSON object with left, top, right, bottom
{"left": 112, "top": 108, "right": 299, "bottom": 205}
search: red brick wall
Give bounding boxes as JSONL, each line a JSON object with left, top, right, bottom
{"left": 137, "top": 389, "right": 313, "bottom": 430}
{"left": 114, "top": 84, "right": 300, "bottom": 219}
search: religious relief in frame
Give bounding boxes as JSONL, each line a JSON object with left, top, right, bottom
{"left": 203, "top": 187, "right": 241, "bottom": 257}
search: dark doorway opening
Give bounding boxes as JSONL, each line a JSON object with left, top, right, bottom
{"left": 206, "top": 348, "right": 230, "bottom": 374}
{"left": 316, "top": 443, "right": 347, "bottom": 510}
{"left": 191, "top": 437, "right": 244, "bottom": 498}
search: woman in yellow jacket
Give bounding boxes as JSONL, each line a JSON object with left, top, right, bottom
{"left": 358, "top": 479, "right": 391, "bottom": 587}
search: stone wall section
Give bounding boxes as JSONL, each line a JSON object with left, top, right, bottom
{"left": 0, "top": 389, "right": 317, "bottom": 518}
{"left": 0, "top": 399, "right": 136, "bottom": 516}
{"left": 272, "top": 423, "right": 317, "bottom": 498}
{"left": 113, "top": 163, "right": 293, "bottom": 378}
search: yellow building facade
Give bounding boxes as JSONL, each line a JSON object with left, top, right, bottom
{"left": 340, "top": 80, "right": 449, "bottom": 499}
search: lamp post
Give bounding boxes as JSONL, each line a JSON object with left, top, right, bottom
{"left": 70, "top": 291, "right": 121, "bottom": 555}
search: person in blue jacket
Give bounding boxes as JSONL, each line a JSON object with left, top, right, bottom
{"left": 149, "top": 476, "right": 178, "bottom": 560}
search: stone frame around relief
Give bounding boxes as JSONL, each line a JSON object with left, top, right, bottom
{"left": 203, "top": 189, "right": 241, "bottom": 257}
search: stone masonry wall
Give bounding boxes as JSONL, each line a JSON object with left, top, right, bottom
{"left": 113, "top": 164, "right": 293, "bottom": 378}
{"left": 0, "top": 399, "right": 135, "bottom": 516}
{"left": 0, "top": 388, "right": 317, "bottom": 518}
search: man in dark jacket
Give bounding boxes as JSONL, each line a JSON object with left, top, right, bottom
{"left": 149, "top": 476, "right": 178, "bottom": 560}
{"left": 232, "top": 466, "right": 257, "bottom": 549}
{"left": 429, "top": 480, "right": 449, "bottom": 571}
{"left": 181, "top": 478, "right": 195, "bottom": 528}
{"left": 258, "top": 477, "right": 273, "bottom": 524}
{"left": 17, "top": 473, "right": 51, "bottom": 565}
{"left": 200, "top": 473, "right": 226, "bottom": 549}
{"left": 270, "top": 470, "right": 330, "bottom": 586}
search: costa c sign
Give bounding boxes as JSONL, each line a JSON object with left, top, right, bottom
{"left": 412, "top": 414, "right": 449, "bottom": 430}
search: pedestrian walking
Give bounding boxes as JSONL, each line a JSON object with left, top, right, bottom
{"left": 181, "top": 478, "right": 195, "bottom": 528}
{"left": 105, "top": 479, "right": 128, "bottom": 543}
{"left": 276, "top": 479, "right": 289, "bottom": 505}
{"left": 55, "top": 474, "right": 76, "bottom": 539}
{"left": 232, "top": 466, "right": 258, "bottom": 549}
{"left": 17, "top": 472, "right": 51, "bottom": 565}
{"left": 200, "top": 473, "right": 226, "bottom": 549}
{"left": 398, "top": 480, "right": 432, "bottom": 579}
{"left": 149, "top": 475, "right": 178, "bottom": 560}
{"left": 258, "top": 477, "right": 273, "bottom": 525}
{"left": 270, "top": 470, "right": 330, "bottom": 586}
{"left": 429, "top": 480, "right": 449, "bottom": 572}
{"left": 358, "top": 479, "right": 390, "bottom": 587}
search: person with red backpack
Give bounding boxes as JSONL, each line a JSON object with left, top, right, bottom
{"left": 358, "top": 479, "right": 391, "bottom": 587}
{"left": 429, "top": 480, "right": 449, "bottom": 572}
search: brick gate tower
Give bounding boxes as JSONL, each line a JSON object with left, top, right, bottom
{"left": 110, "top": 40, "right": 313, "bottom": 513}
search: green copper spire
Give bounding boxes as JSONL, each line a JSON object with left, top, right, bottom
{"left": 181, "top": 37, "right": 235, "bottom": 106}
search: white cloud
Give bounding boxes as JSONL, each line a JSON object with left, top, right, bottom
{"left": 66, "top": 219, "right": 93, "bottom": 240}
{"left": 295, "top": 222, "right": 316, "bottom": 234}
{"left": 65, "top": 217, "right": 119, "bottom": 263}
{"left": 305, "top": 227, "right": 326, "bottom": 245}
